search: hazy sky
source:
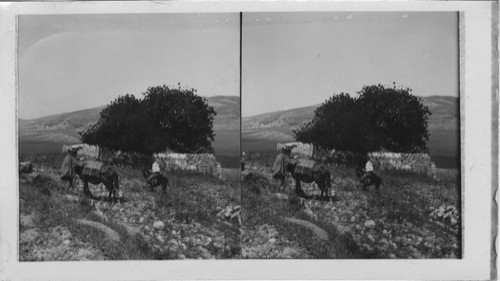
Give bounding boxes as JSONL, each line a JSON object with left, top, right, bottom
{"left": 242, "top": 12, "right": 459, "bottom": 117}
{"left": 18, "top": 14, "right": 240, "bottom": 119}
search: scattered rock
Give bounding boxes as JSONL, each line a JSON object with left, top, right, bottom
{"left": 156, "top": 234, "right": 164, "bottom": 244}
{"left": 153, "top": 221, "right": 165, "bottom": 230}
{"left": 272, "top": 193, "right": 289, "bottom": 201}
{"left": 20, "top": 214, "right": 36, "bottom": 228}
{"left": 64, "top": 195, "right": 80, "bottom": 202}
{"left": 20, "top": 229, "right": 39, "bottom": 243}
{"left": 367, "top": 234, "right": 375, "bottom": 243}
{"left": 19, "top": 162, "right": 33, "bottom": 174}
{"left": 285, "top": 218, "right": 329, "bottom": 241}
{"left": 364, "top": 220, "right": 376, "bottom": 229}
{"left": 75, "top": 219, "right": 120, "bottom": 242}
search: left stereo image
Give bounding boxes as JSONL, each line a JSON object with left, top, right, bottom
{"left": 17, "top": 13, "right": 241, "bottom": 261}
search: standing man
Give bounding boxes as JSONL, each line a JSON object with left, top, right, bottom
{"left": 272, "top": 146, "right": 292, "bottom": 189}
{"left": 60, "top": 148, "right": 78, "bottom": 189}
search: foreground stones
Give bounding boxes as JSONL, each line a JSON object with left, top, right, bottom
{"left": 241, "top": 224, "right": 312, "bottom": 259}
{"left": 20, "top": 223, "right": 105, "bottom": 261}
{"left": 20, "top": 165, "right": 241, "bottom": 261}
{"left": 244, "top": 162, "right": 461, "bottom": 259}
{"left": 75, "top": 219, "right": 121, "bottom": 242}
{"left": 284, "top": 218, "right": 329, "bottom": 241}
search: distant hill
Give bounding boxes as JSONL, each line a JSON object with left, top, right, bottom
{"left": 18, "top": 96, "right": 240, "bottom": 167}
{"left": 242, "top": 95, "right": 460, "bottom": 168}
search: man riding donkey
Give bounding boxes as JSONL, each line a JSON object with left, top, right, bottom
{"left": 361, "top": 156, "right": 375, "bottom": 182}
{"left": 357, "top": 155, "right": 382, "bottom": 193}
{"left": 142, "top": 159, "right": 169, "bottom": 193}
{"left": 60, "top": 147, "right": 79, "bottom": 189}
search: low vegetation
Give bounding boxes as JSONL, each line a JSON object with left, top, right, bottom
{"left": 19, "top": 155, "right": 241, "bottom": 261}
{"left": 19, "top": 151, "right": 460, "bottom": 260}
{"left": 241, "top": 161, "right": 461, "bottom": 259}
{"left": 241, "top": 172, "right": 362, "bottom": 258}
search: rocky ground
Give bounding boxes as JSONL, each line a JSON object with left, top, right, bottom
{"left": 19, "top": 165, "right": 241, "bottom": 261}
{"left": 19, "top": 162, "right": 461, "bottom": 260}
{"left": 241, "top": 162, "right": 461, "bottom": 259}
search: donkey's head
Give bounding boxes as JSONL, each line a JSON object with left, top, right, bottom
{"left": 355, "top": 167, "right": 365, "bottom": 178}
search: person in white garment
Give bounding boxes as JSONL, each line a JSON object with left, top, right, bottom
{"left": 147, "top": 160, "right": 161, "bottom": 183}
{"left": 361, "top": 158, "right": 374, "bottom": 182}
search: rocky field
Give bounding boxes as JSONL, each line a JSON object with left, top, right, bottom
{"left": 240, "top": 162, "right": 461, "bottom": 259}
{"left": 19, "top": 160, "right": 460, "bottom": 260}
{"left": 19, "top": 164, "right": 241, "bottom": 261}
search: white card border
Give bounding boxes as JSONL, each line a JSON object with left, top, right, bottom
{"left": 0, "top": 1, "right": 496, "bottom": 280}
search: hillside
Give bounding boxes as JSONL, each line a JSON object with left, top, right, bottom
{"left": 20, "top": 161, "right": 241, "bottom": 261}
{"left": 18, "top": 96, "right": 240, "bottom": 167}
{"left": 242, "top": 95, "right": 460, "bottom": 168}
{"left": 243, "top": 96, "right": 458, "bottom": 137}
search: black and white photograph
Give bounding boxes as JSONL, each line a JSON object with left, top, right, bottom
{"left": 241, "top": 12, "right": 461, "bottom": 259}
{"left": 17, "top": 13, "right": 241, "bottom": 261}
{"left": 0, "top": 1, "right": 496, "bottom": 280}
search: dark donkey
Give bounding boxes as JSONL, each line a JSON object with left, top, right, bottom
{"left": 141, "top": 169, "right": 169, "bottom": 193}
{"left": 286, "top": 158, "right": 332, "bottom": 199}
{"left": 74, "top": 160, "right": 120, "bottom": 201}
{"left": 355, "top": 168, "right": 382, "bottom": 193}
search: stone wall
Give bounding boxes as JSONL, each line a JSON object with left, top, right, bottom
{"left": 368, "top": 152, "right": 436, "bottom": 177}
{"left": 275, "top": 142, "right": 437, "bottom": 177}
{"left": 154, "top": 153, "right": 224, "bottom": 178}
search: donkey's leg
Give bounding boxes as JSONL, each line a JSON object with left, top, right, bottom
{"left": 67, "top": 177, "right": 73, "bottom": 190}
{"left": 318, "top": 182, "right": 327, "bottom": 198}
{"left": 375, "top": 178, "right": 381, "bottom": 194}
{"left": 295, "top": 178, "right": 305, "bottom": 197}
{"left": 83, "top": 181, "right": 93, "bottom": 198}
{"left": 161, "top": 179, "right": 167, "bottom": 193}
{"left": 318, "top": 180, "right": 326, "bottom": 199}
{"left": 106, "top": 183, "right": 112, "bottom": 201}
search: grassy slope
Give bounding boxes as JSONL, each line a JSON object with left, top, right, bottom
{"left": 19, "top": 162, "right": 241, "bottom": 261}
{"left": 242, "top": 164, "right": 461, "bottom": 259}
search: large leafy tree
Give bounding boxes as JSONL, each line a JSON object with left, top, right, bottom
{"left": 294, "top": 93, "right": 375, "bottom": 152}
{"left": 80, "top": 85, "right": 216, "bottom": 154}
{"left": 294, "top": 84, "right": 431, "bottom": 154}
{"left": 357, "top": 84, "right": 431, "bottom": 153}
{"left": 142, "top": 85, "right": 216, "bottom": 153}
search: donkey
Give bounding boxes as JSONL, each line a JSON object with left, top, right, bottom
{"left": 285, "top": 159, "right": 332, "bottom": 199}
{"left": 355, "top": 168, "right": 382, "bottom": 193}
{"left": 74, "top": 160, "right": 120, "bottom": 201}
{"left": 141, "top": 169, "right": 169, "bottom": 193}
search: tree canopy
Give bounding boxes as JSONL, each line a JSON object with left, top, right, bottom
{"left": 294, "top": 84, "right": 431, "bottom": 154}
{"left": 80, "top": 85, "right": 216, "bottom": 154}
